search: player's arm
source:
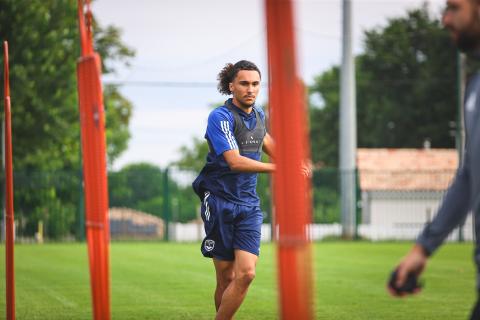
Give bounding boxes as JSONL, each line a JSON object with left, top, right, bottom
{"left": 416, "top": 153, "right": 471, "bottom": 255}
{"left": 261, "top": 132, "right": 313, "bottom": 177}
{"left": 389, "top": 244, "right": 428, "bottom": 297}
{"left": 262, "top": 133, "right": 275, "bottom": 158}
{"left": 391, "top": 152, "right": 471, "bottom": 294}
{"left": 223, "top": 149, "right": 275, "bottom": 173}
{"left": 206, "top": 109, "right": 275, "bottom": 173}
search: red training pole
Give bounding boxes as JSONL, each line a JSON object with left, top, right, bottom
{"left": 77, "top": 0, "right": 89, "bottom": 56}
{"left": 77, "top": 54, "right": 111, "bottom": 320}
{"left": 4, "top": 40, "right": 15, "bottom": 320}
{"left": 77, "top": 1, "right": 111, "bottom": 319}
{"left": 265, "top": 1, "right": 314, "bottom": 319}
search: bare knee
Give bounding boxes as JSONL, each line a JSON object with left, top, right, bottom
{"left": 214, "top": 259, "right": 235, "bottom": 291}
{"left": 218, "top": 271, "right": 235, "bottom": 290}
{"left": 236, "top": 269, "right": 255, "bottom": 287}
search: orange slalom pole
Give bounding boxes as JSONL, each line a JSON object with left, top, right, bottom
{"left": 4, "top": 40, "right": 15, "bottom": 320}
{"left": 265, "top": 1, "right": 314, "bottom": 319}
{"left": 77, "top": 54, "right": 111, "bottom": 320}
{"left": 77, "top": 0, "right": 89, "bottom": 56}
{"left": 77, "top": 1, "right": 111, "bottom": 319}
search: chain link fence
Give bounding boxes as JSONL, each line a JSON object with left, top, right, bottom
{"left": 0, "top": 166, "right": 471, "bottom": 242}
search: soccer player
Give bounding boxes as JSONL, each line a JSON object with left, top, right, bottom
{"left": 390, "top": 0, "right": 480, "bottom": 318}
{"left": 192, "top": 60, "right": 275, "bottom": 319}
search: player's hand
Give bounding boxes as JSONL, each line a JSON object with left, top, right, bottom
{"left": 301, "top": 160, "right": 313, "bottom": 178}
{"left": 388, "top": 244, "right": 428, "bottom": 297}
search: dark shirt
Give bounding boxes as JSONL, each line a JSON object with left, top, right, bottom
{"left": 417, "top": 72, "right": 480, "bottom": 286}
{"left": 192, "top": 99, "right": 266, "bottom": 207}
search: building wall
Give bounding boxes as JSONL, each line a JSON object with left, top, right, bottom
{"left": 361, "top": 190, "right": 474, "bottom": 240}
{"left": 112, "top": 221, "right": 473, "bottom": 242}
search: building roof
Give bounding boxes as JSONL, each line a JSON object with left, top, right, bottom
{"left": 357, "top": 148, "right": 458, "bottom": 191}
{"left": 109, "top": 207, "right": 164, "bottom": 226}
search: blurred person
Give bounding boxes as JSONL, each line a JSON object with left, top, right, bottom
{"left": 390, "top": 0, "right": 480, "bottom": 318}
{"left": 192, "top": 60, "right": 275, "bottom": 320}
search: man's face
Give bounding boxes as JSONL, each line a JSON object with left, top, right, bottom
{"left": 443, "top": 0, "right": 480, "bottom": 52}
{"left": 229, "top": 70, "right": 261, "bottom": 109}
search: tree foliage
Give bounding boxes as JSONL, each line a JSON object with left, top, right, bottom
{"left": 174, "top": 137, "right": 210, "bottom": 172}
{"left": 0, "top": 0, "right": 134, "bottom": 170}
{"left": 109, "top": 163, "right": 200, "bottom": 223}
{"left": 310, "top": 6, "right": 460, "bottom": 167}
{"left": 109, "top": 163, "right": 164, "bottom": 209}
{"left": 176, "top": 5, "right": 473, "bottom": 224}
{"left": 0, "top": 0, "right": 134, "bottom": 238}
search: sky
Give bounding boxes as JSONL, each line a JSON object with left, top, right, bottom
{"left": 92, "top": 0, "right": 446, "bottom": 170}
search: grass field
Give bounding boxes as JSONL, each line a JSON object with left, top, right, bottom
{"left": 0, "top": 241, "right": 476, "bottom": 319}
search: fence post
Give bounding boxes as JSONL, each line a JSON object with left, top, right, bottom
{"left": 77, "top": 167, "right": 85, "bottom": 241}
{"left": 163, "top": 167, "right": 170, "bottom": 241}
{"left": 355, "top": 168, "right": 361, "bottom": 239}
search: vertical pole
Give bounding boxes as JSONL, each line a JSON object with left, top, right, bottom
{"left": 77, "top": 1, "right": 110, "bottom": 319}
{"left": 77, "top": 141, "right": 85, "bottom": 241}
{"left": 340, "top": 0, "right": 357, "bottom": 239}
{"left": 163, "top": 167, "right": 170, "bottom": 241}
{"left": 457, "top": 51, "right": 466, "bottom": 242}
{"left": 4, "top": 40, "right": 15, "bottom": 320}
{"left": 2, "top": 118, "right": 5, "bottom": 242}
{"left": 77, "top": 164, "right": 85, "bottom": 241}
{"left": 265, "top": 1, "right": 314, "bottom": 319}
{"left": 77, "top": 55, "right": 111, "bottom": 320}
{"left": 77, "top": 0, "right": 88, "bottom": 56}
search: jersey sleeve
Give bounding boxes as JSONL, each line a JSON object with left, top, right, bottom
{"left": 257, "top": 107, "right": 266, "bottom": 122}
{"left": 416, "top": 150, "right": 471, "bottom": 255}
{"left": 256, "top": 107, "right": 268, "bottom": 133}
{"left": 206, "top": 108, "right": 238, "bottom": 156}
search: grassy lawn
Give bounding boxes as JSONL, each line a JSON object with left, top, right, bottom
{"left": 0, "top": 241, "right": 476, "bottom": 319}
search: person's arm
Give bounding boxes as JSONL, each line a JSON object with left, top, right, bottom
{"left": 223, "top": 149, "right": 275, "bottom": 173}
{"left": 391, "top": 244, "right": 428, "bottom": 296}
{"left": 261, "top": 132, "right": 312, "bottom": 177}
{"left": 262, "top": 133, "right": 275, "bottom": 158}
{"left": 416, "top": 157, "right": 471, "bottom": 255}
{"left": 392, "top": 154, "right": 471, "bottom": 292}
{"left": 206, "top": 109, "right": 275, "bottom": 173}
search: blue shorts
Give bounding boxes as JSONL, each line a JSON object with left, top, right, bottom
{"left": 200, "top": 191, "right": 263, "bottom": 261}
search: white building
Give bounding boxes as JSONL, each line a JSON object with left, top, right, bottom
{"left": 357, "top": 148, "right": 473, "bottom": 240}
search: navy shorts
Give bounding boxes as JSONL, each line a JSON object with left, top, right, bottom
{"left": 200, "top": 191, "right": 263, "bottom": 261}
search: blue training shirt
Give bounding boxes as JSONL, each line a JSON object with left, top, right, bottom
{"left": 192, "top": 99, "right": 266, "bottom": 207}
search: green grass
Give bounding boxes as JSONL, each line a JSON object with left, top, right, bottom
{"left": 0, "top": 242, "right": 476, "bottom": 319}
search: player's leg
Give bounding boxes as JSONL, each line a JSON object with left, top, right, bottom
{"left": 215, "top": 206, "right": 263, "bottom": 319}
{"left": 470, "top": 292, "right": 480, "bottom": 320}
{"left": 202, "top": 194, "right": 236, "bottom": 313}
{"left": 213, "top": 258, "right": 235, "bottom": 311}
{"left": 215, "top": 250, "right": 258, "bottom": 320}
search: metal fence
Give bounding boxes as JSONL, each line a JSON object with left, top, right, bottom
{"left": 0, "top": 167, "right": 472, "bottom": 242}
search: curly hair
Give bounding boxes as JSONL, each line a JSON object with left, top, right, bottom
{"left": 217, "top": 60, "right": 261, "bottom": 95}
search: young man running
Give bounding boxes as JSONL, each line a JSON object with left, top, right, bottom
{"left": 193, "top": 60, "right": 274, "bottom": 320}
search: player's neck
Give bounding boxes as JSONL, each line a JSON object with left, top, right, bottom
{"left": 232, "top": 98, "right": 253, "bottom": 114}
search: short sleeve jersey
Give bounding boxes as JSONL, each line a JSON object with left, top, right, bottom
{"left": 192, "top": 99, "right": 266, "bottom": 207}
{"left": 206, "top": 104, "right": 264, "bottom": 155}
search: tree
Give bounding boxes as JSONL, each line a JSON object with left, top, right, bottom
{"left": 104, "top": 85, "right": 132, "bottom": 166}
{"left": 174, "top": 101, "right": 225, "bottom": 172}
{"left": 109, "top": 163, "right": 164, "bottom": 209}
{"left": 309, "top": 5, "right": 460, "bottom": 167}
{"left": 0, "top": 0, "right": 134, "bottom": 238}
{"left": 109, "top": 163, "right": 200, "bottom": 223}
{"left": 174, "top": 137, "right": 210, "bottom": 172}
{"left": 0, "top": 1, "right": 134, "bottom": 170}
